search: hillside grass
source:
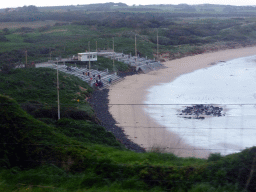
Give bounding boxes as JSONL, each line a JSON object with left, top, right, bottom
{"left": 1, "top": 10, "right": 256, "bottom": 190}
{"left": 1, "top": 68, "right": 256, "bottom": 191}
{"left": 1, "top": 94, "right": 251, "bottom": 192}
{"left": 0, "top": 21, "right": 58, "bottom": 30}
{"left": 1, "top": 16, "right": 256, "bottom": 67}
{"left": 0, "top": 68, "right": 93, "bottom": 114}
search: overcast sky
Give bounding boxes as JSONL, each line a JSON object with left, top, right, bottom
{"left": 1, "top": 0, "right": 256, "bottom": 9}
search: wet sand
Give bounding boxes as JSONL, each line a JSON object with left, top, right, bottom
{"left": 108, "top": 46, "right": 256, "bottom": 158}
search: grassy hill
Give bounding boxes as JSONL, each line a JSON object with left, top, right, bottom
{"left": 1, "top": 10, "right": 256, "bottom": 68}
{"left": 1, "top": 68, "right": 256, "bottom": 191}
{"left": 0, "top": 67, "right": 96, "bottom": 121}
{"left": 1, "top": 4, "right": 256, "bottom": 190}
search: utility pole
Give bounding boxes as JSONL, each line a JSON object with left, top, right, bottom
{"left": 135, "top": 34, "right": 137, "bottom": 58}
{"left": 113, "top": 37, "right": 115, "bottom": 72}
{"left": 135, "top": 34, "right": 137, "bottom": 67}
{"left": 157, "top": 29, "right": 159, "bottom": 61}
{"left": 96, "top": 41, "right": 97, "bottom": 52}
{"left": 88, "top": 41, "right": 91, "bottom": 71}
{"left": 56, "top": 59, "right": 60, "bottom": 120}
{"left": 134, "top": 34, "right": 138, "bottom": 82}
{"left": 25, "top": 50, "right": 27, "bottom": 68}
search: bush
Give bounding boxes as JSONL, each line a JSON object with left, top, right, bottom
{"left": 32, "top": 105, "right": 97, "bottom": 122}
{"left": 188, "top": 183, "right": 245, "bottom": 192}
{"left": 0, "top": 64, "right": 16, "bottom": 74}
{"left": 207, "top": 153, "right": 222, "bottom": 162}
{"left": 0, "top": 35, "right": 9, "bottom": 42}
{"left": 0, "top": 95, "right": 99, "bottom": 170}
{"left": 56, "top": 118, "right": 122, "bottom": 147}
{"left": 38, "top": 25, "right": 51, "bottom": 32}
{"left": 20, "top": 100, "right": 43, "bottom": 114}
{"left": 15, "top": 27, "right": 34, "bottom": 33}
{"left": 0, "top": 95, "right": 49, "bottom": 168}
{"left": 2, "top": 28, "right": 10, "bottom": 35}
{"left": 205, "top": 147, "right": 256, "bottom": 191}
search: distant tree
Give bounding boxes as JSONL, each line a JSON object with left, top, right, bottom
{"left": 223, "top": 6, "right": 237, "bottom": 13}
{"left": 16, "top": 27, "right": 34, "bottom": 33}
{"left": 2, "top": 28, "right": 10, "bottom": 35}
{"left": 115, "top": 3, "right": 128, "bottom": 7}
{"left": 4, "top": 8, "right": 11, "bottom": 13}
{"left": 27, "top": 5, "right": 38, "bottom": 12}
{"left": 38, "top": 25, "right": 51, "bottom": 32}
{"left": 176, "top": 4, "right": 190, "bottom": 8}
{"left": 0, "top": 35, "right": 8, "bottom": 42}
{"left": 0, "top": 63, "right": 16, "bottom": 74}
{"left": 18, "top": 5, "right": 38, "bottom": 13}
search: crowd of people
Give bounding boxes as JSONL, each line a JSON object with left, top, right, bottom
{"left": 66, "top": 66, "right": 113, "bottom": 89}
{"left": 82, "top": 71, "right": 112, "bottom": 88}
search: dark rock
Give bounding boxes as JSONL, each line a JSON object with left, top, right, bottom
{"left": 88, "top": 89, "right": 145, "bottom": 153}
{"left": 179, "top": 104, "right": 223, "bottom": 120}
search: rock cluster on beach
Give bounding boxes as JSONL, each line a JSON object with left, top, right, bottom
{"left": 178, "top": 104, "right": 223, "bottom": 119}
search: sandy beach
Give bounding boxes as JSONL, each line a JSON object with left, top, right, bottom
{"left": 108, "top": 46, "right": 256, "bottom": 158}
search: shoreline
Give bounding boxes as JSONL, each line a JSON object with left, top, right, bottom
{"left": 88, "top": 89, "right": 145, "bottom": 152}
{"left": 108, "top": 46, "right": 256, "bottom": 158}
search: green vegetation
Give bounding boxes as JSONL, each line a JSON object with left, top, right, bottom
{"left": 1, "top": 68, "right": 256, "bottom": 191}
{"left": 1, "top": 4, "right": 256, "bottom": 68}
{"left": 0, "top": 68, "right": 95, "bottom": 120}
{"left": 1, "top": 3, "right": 256, "bottom": 191}
{"left": 2, "top": 93, "right": 256, "bottom": 191}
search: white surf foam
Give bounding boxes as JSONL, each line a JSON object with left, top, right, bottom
{"left": 145, "top": 55, "right": 256, "bottom": 155}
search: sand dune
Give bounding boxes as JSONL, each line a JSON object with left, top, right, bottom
{"left": 108, "top": 46, "right": 256, "bottom": 158}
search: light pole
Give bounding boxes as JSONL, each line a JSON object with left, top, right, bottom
{"left": 157, "top": 29, "right": 159, "bottom": 61}
{"left": 56, "top": 58, "right": 60, "bottom": 120}
{"left": 113, "top": 37, "right": 115, "bottom": 73}
{"left": 25, "top": 50, "right": 27, "bottom": 68}
{"left": 88, "top": 41, "right": 91, "bottom": 71}
{"left": 135, "top": 34, "right": 137, "bottom": 58}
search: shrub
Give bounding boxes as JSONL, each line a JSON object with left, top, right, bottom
{"left": 15, "top": 27, "right": 34, "bottom": 33}
{"left": 207, "top": 153, "right": 222, "bottom": 162}
{"left": 0, "top": 95, "right": 99, "bottom": 170}
{"left": 56, "top": 118, "right": 122, "bottom": 147}
{"left": 205, "top": 147, "right": 256, "bottom": 191}
{"left": 38, "top": 25, "right": 51, "bottom": 32}
{"left": 0, "top": 64, "right": 16, "bottom": 74}
{"left": 2, "top": 28, "right": 10, "bottom": 35}
{"left": 0, "top": 35, "right": 9, "bottom": 42}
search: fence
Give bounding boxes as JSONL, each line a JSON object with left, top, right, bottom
{"left": 2, "top": 101, "right": 256, "bottom": 191}
{"left": 106, "top": 103, "right": 256, "bottom": 158}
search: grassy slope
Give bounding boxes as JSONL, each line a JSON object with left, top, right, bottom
{"left": 0, "top": 94, "right": 251, "bottom": 192}
{"left": 1, "top": 68, "right": 256, "bottom": 191}
{"left": 0, "top": 68, "right": 205, "bottom": 191}
{"left": 0, "top": 68, "right": 206, "bottom": 167}
{"left": 0, "top": 68, "right": 93, "bottom": 116}
{"left": 1, "top": 16, "right": 256, "bottom": 67}
{"left": 0, "top": 24, "right": 157, "bottom": 64}
{"left": 0, "top": 11, "right": 256, "bottom": 191}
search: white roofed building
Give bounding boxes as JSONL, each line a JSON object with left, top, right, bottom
{"left": 78, "top": 52, "right": 98, "bottom": 62}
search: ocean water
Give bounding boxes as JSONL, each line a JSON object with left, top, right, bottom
{"left": 145, "top": 55, "right": 256, "bottom": 155}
